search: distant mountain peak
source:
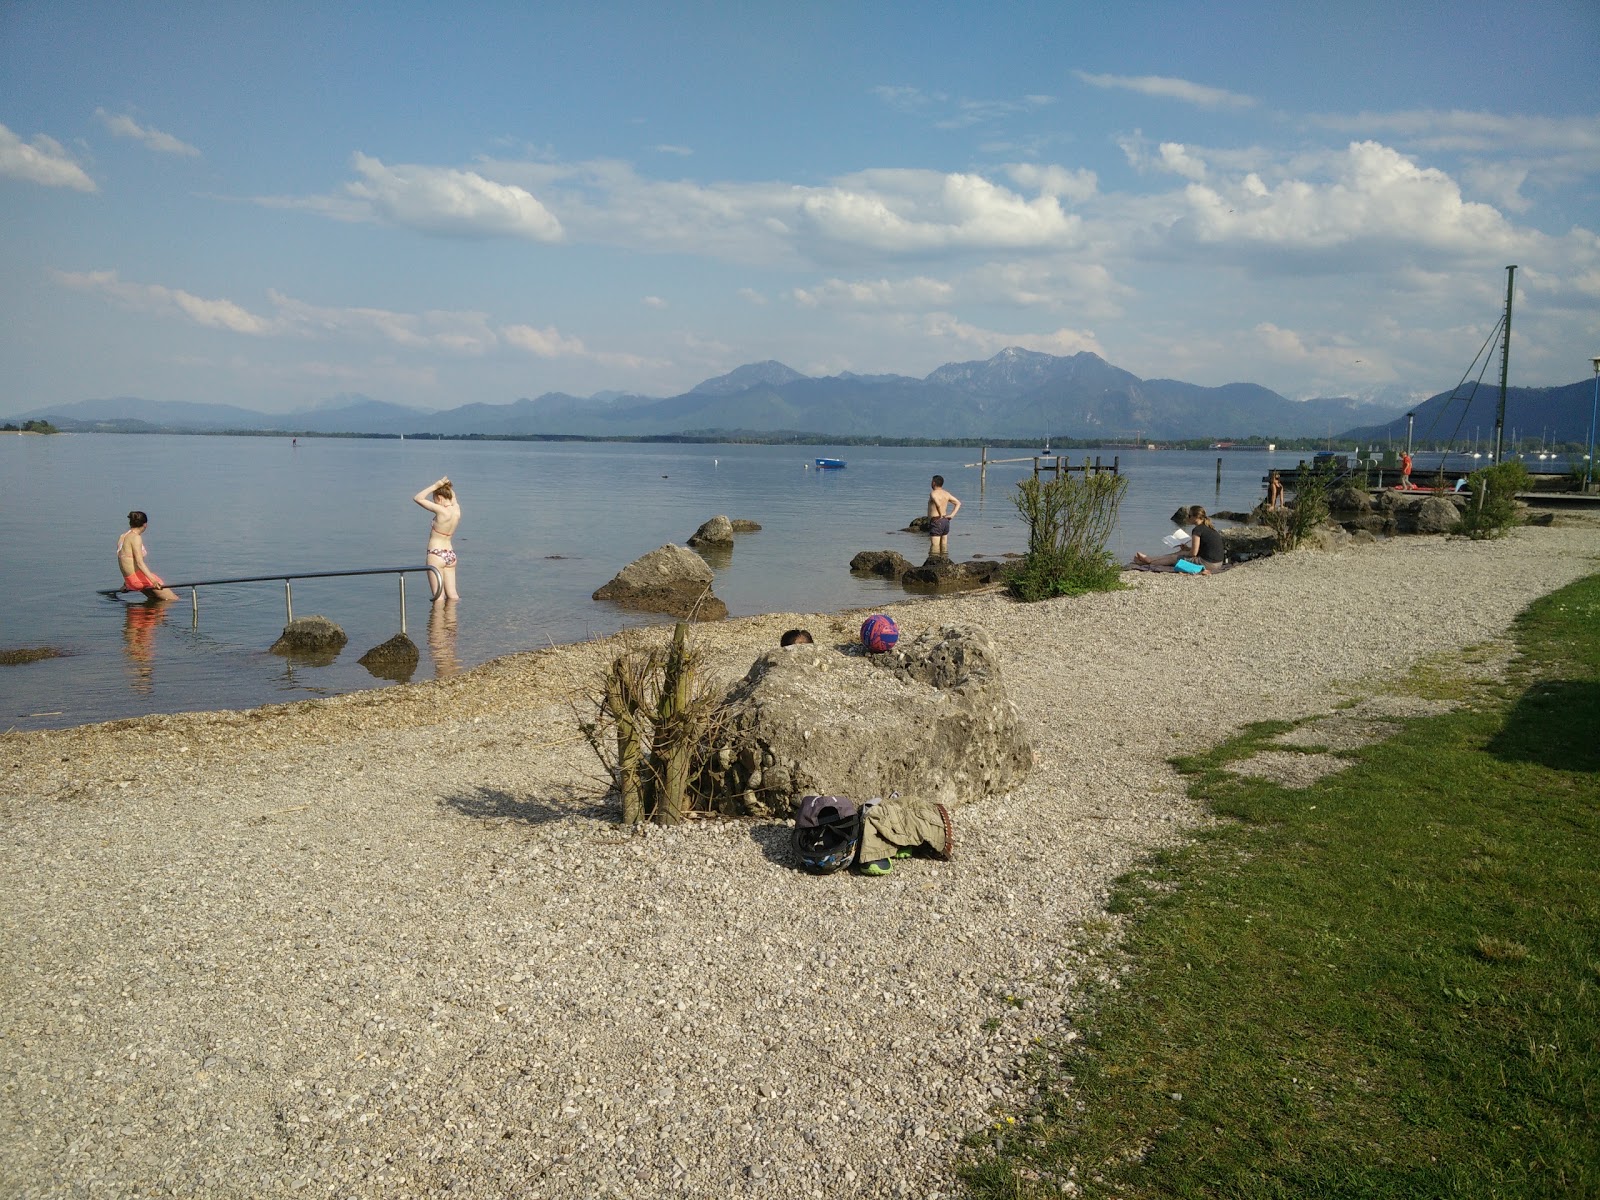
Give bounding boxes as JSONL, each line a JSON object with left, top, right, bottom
{"left": 689, "top": 360, "right": 807, "bottom": 396}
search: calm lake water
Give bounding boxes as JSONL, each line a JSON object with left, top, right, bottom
{"left": 3, "top": 434, "right": 1289, "bottom": 730}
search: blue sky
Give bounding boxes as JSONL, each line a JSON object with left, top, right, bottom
{"left": 3, "top": 1, "right": 1598, "bottom": 415}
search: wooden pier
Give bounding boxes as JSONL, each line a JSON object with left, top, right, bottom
{"left": 966, "top": 447, "right": 1119, "bottom": 489}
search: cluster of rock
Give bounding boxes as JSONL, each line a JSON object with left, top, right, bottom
{"left": 1327, "top": 487, "right": 1466, "bottom": 537}
{"left": 694, "top": 623, "right": 1032, "bottom": 818}
{"left": 592, "top": 516, "right": 763, "bottom": 620}
{"left": 269, "top": 615, "right": 418, "bottom": 681}
{"left": 849, "top": 549, "right": 1009, "bottom": 591}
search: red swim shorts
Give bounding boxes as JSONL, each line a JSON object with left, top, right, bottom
{"left": 124, "top": 571, "right": 165, "bottom": 591}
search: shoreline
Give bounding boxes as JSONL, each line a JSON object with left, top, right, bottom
{"left": 5, "top": 517, "right": 1599, "bottom": 1198}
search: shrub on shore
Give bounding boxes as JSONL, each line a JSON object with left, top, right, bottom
{"left": 1006, "top": 469, "right": 1127, "bottom": 601}
{"left": 1260, "top": 459, "right": 1336, "bottom": 551}
{"left": 1458, "top": 461, "right": 1531, "bottom": 539}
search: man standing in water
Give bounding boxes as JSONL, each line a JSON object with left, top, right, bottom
{"left": 927, "top": 475, "right": 961, "bottom": 560}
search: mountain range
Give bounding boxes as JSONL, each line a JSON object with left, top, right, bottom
{"left": 10, "top": 348, "right": 1594, "bottom": 443}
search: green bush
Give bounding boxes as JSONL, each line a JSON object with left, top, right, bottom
{"left": 1457, "top": 461, "right": 1531, "bottom": 539}
{"left": 1007, "top": 468, "right": 1128, "bottom": 601}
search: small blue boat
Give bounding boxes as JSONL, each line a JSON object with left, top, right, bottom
{"left": 814, "top": 457, "right": 847, "bottom": 469}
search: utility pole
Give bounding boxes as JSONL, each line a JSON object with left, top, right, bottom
{"left": 1493, "top": 264, "right": 1515, "bottom": 463}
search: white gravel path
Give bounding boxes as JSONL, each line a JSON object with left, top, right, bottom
{"left": 4, "top": 517, "right": 1597, "bottom": 1199}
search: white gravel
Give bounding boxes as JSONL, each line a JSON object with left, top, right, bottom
{"left": 4, "top": 516, "right": 1598, "bottom": 1199}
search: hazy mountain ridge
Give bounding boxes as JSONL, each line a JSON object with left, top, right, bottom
{"left": 13, "top": 348, "right": 1589, "bottom": 441}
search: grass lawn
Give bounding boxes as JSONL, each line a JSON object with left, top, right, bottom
{"left": 966, "top": 574, "right": 1600, "bottom": 1198}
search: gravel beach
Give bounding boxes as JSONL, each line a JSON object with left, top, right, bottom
{"left": 6, "top": 517, "right": 1599, "bottom": 1199}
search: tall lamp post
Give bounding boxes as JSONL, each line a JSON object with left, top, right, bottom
{"left": 1588, "top": 356, "right": 1600, "bottom": 491}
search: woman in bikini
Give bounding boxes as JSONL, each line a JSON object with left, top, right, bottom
{"left": 116, "top": 511, "right": 180, "bottom": 601}
{"left": 413, "top": 476, "right": 461, "bottom": 602}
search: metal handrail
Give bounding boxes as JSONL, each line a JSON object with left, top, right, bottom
{"left": 100, "top": 565, "right": 443, "bottom": 634}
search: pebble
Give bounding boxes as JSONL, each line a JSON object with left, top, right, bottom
{"left": 3, "top": 519, "right": 1597, "bottom": 1198}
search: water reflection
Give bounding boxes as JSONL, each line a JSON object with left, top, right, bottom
{"left": 121, "top": 600, "right": 171, "bottom": 693}
{"left": 428, "top": 603, "right": 460, "bottom": 678}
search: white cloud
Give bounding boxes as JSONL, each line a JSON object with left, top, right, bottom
{"left": 1158, "top": 143, "right": 1207, "bottom": 181}
{"left": 1005, "top": 163, "right": 1098, "bottom": 202}
{"left": 793, "top": 276, "right": 955, "bottom": 309}
{"left": 642, "top": 295, "right": 667, "bottom": 309}
{"left": 917, "top": 312, "right": 1103, "bottom": 358}
{"left": 502, "top": 323, "right": 587, "bottom": 357}
{"left": 54, "top": 269, "right": 275, "bottom": 333}
{"left": 265, "top": 291, "right": 499, "bottom": 352}
{"left": 0, "top": 123, "right": 96, "bottom": 190}
{"left": 1073, "top": 71, "right": 1255, "bottom": 110}
{"left": 1463, "top": 162, "right": 1531, "bottom": 213}
{"left": 1310, "top": 109, "right": 1600, "bottom": 157}
{"left": 736, "top": 288, "right": 767, "bottom": 305}
{"left": 1173, "top": 141, "right": 1523, "bottom": 258}
{"left": 94, "top": 109, "right": 200, "bottom": 157}
{"left": 799, "top": 169, "right": 1079, "bottom": 253}
{"left": 653, "top": 144, "right": 693, "bottom": 156}
{"left": 343, "top": 153, "right": 565, "bottom": 240}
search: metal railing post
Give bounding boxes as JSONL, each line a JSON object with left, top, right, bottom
{"left": 285, "top": 579, "right": 293, "bottom": 624}
{"left": 398, "top": 574, "right": 407, "bottom": 634}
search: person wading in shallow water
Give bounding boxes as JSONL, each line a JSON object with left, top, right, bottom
{"left": 116, "top": 511, "right": 179, "bottom": 602}
{"left": 926, "top": 475, "right": 961, "bottom": 560}
{"left": 413, "top": 476, "right": 461, "bottom": 602}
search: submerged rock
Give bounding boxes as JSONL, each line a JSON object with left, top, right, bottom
{"left": 358, "top": 633, "right": 420, "bottom": 682}
{"left": 593, "top": 544, "right": 728, "bottom": 621}
{"left": 849, "top": 549, "right": 915, "bottom": 579}
{"left": 687, "top": 515, "right": 735, "bottom": 547}
{"left": 270, "top": 616, "right": 348, "bottom": 660}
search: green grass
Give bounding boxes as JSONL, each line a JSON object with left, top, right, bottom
{"left": 967, "top": 575, "right": 1600, "bottom": 1199}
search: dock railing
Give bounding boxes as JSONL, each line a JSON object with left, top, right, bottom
{"left": 100, "top": 565, "right": 443, "bottom": 634}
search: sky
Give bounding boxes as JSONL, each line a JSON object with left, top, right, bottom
{"left": 3, "top": 1, "right": 1598, "bottom": 416}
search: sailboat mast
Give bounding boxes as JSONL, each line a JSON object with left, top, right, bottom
{"left": 1493, "top": 264, "right": 1515, "bottom": 461}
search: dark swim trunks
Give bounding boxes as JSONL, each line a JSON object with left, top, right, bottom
{"left": 929, "top": 516, "right": 951, "bottom": 536}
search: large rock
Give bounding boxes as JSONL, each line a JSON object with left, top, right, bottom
{"left": 593, "top": 544, "right": 728, "bottom": 620}
{"left": 1329, "top": 486, "right": 1373, "bottom": 514}
{"left": 900, "top": 557, "right": 1007, "bottom": 590}
{"left": 729, "top": 519, "right": 762, "bottom": 532}
{"left": 1221, "top": 526, "right": 1277, "bottom": 562}
{"left": 270, "top": 616, "right": 347, "bottom": 659}
{"left": 687, "top": 515, "right": 735, "bottom": 547}
{"left": 1414, "top": 494, "right": 1463, "bottom": 534}
{"left": 849, "top": 549, "right": 916, "bottom": 579}
{"left": 696, "top": 624, "right": 1032, "bottom": 818}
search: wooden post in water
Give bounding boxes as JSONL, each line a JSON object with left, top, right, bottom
{"left": 1216, "top": 457, "right": 1223, "bottom": 488}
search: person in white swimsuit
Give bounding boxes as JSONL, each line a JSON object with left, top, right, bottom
{"left": 413, "top": 476, "right": 461, "bottom": 602}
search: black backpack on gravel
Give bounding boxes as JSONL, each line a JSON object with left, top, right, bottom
{"left": 793, "top": 795, "right": 862, "bottom": 874}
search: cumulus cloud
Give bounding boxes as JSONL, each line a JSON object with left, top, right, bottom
{"left": 799, "top": 169, "right": 1079, "bottom": 253}
{"left": 1073, "top": 71, "right": 1254, "bottom": 110}
{"left": 736, "top": 288, "right": 767, "bottom": 305}
{"left": 653, "top": 144, "right": 693, "bottom": 156}
{"left": 1172, "top": 141, "right": 1523, "bottom": 258}
{"left": 0, "top": 123, "right": 96, "bottom": 190}
{"left": 342, "top": 153, "right": 565, "bottom": 240}
{"left": 94, "top": 109, "right": 200, "bottom": 156}
{"left": 1005, "top": 163, "right": 1097, "bottom": 202}
{"left": 1158, "top": 143, "right": 1207, "bottom": 181}
{"left": 642, "top": 295, "right": 667, "bottom": 309}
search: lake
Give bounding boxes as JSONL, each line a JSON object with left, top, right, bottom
{"left": 2, "top": 434, "right": 1286, "bottom": 730}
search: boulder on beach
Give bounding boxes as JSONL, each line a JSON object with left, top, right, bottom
{"left": 729, "top": 519, "right": 762, "bottom": 532}
{"left": 1414, "top": 494, "right": 1464, "bottom": 534}
{"left": 270, "top": 616, "right": 348, "bottom": 660}
{"left": 687, "top": 515, "right": 735, "bottom": 547}
{"left": 1221, "top": 526, "right": 1278, "bottom": 562}
{"left": 696, "top": 623, "right": 1031, "bottom": 818}
{"left": 593, "top": 544, "right": 728, "bottom": 621}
